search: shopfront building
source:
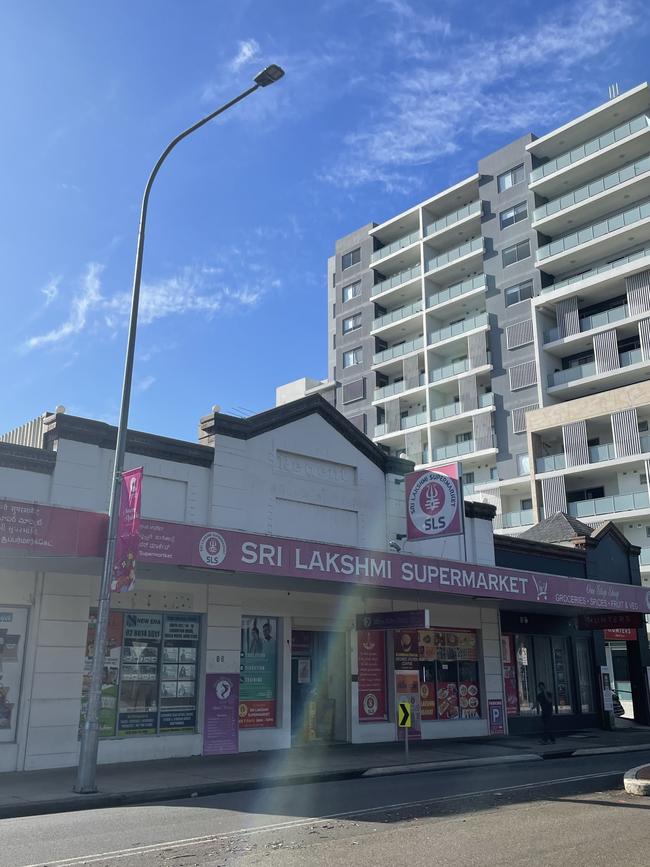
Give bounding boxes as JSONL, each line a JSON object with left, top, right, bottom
{"left": 1, "top": 397, "right": 649, "bottom": 772}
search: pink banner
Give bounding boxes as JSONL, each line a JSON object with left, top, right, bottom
{"left": 2, "top": 498, "right": 650, "bottom": 614}
{"left": 358, "top": 630, "right": 387, "bottom": 722}
{"left": 405, "top": 464, "right": 463, "bottom": 540}
{"left": 111, "top": 467, "right": 143, "bottom": 593}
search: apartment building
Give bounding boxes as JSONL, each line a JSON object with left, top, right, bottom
{"left": 277, "top": 82, "right": 650, "bottom": 584}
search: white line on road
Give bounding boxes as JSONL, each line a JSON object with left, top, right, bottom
{"left": 17, "top": 769, "right": 623, "bottom": 867}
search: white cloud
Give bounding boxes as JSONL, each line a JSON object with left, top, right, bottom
{"left": 230, "top": 38, "right": 260, "bottom": 72}
{"left": 40, "top": 276, "right": 61, "bottom": 306}
{"left": 324, "top": 0, "right": 638, "bottom": 190}
{"left": 136, "top": 375, "right": 156, "bottom": 392}
{"left": 25, "top": 264, "right": 103, "bottom": 350}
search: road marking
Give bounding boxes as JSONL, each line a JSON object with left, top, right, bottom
{"left": 17, "top": 769, "right": 623, "bottom": 867}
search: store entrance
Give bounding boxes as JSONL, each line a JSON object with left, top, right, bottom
{"left": 291, "top": 630, "right": 347, "bottom": 744}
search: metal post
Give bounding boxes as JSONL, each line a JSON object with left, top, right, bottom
{"left": 74, "top": 75, "right": 281, "bottom": 794}
{"left": 404, "top": 722, "right": 409, "bottom": 762}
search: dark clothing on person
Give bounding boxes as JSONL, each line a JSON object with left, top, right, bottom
{"left": 537, "top": 688, "right": 555, "bottom": 744}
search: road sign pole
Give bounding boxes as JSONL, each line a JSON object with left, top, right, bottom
{"left": 404, "top": 723, "right": 409, "bottom": 762}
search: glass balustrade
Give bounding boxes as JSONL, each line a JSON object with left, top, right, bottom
{"left": 426, "top": 274, "right": 487, "bottom": 310}
{"left": 425, "top": 236, "right": 483, "bottom": 273}
{"left": 530, "top": 114, "right": 650, "bottom": 183}
{"left": 537, "top": 199, "right": 650, "bottom": 261}
{"left": 544, "top": 245, "right": 650, "bottom": 295}
{"left": 401, "top": 410, "right": 428, "bottom": 430}
{"left": 545, "top": 304, "right": 630, "bottom": 343}
{"left": 372, "top": 300, "right": 423, "bottom": 330}
{"left": 639, "top": 548, "right": 650, "bottom": 566}
{"left": 641, "top": 434, "right": 650, "bottom": 453}
{"left": 429, "top": 358, "right": 471, "bottom": 383}
{"left": 430, "top": 392, "right": 494, "bottom": 421}
{"left": 462, "top": 483, "right": 476, "bottom": 496}
{"left": 533, "top": 155, "right": 650, "bottom": 222}
{"left": 371, "top": 229, "right": 421, "bottom": 263}
{"left": 567, "top": 489, "right": 650, "bottom": 519}
{"left": 372, "top": 263, "right": 422, "bottom": 297}
{"left": 496, "top": 510, "right": 534, "bottom": 529}
{"left": 428, "top": 312, "right": 488, "bottom": 346}
{"left": 373, "top": 373, "right": 426, "bottom": 401}
{"left": 536, "top": 453, "right": 566, "bottom": 472}
{"left": 431, "top": 435, "right": 495, "bottom": 461}
{"left": 423, "top": 201, "right": 481, "bottom": 238}
{"left": 589, "top": 442, "right": 616, "bottom": 463}
{"left": 620, "top": 348, "right": 643, "bottom": 366}
{"left": 374, "top": 423, "right": 388, "bottom": 437}
{"left": 548, "top": 361, "right": 597, "bottom": 387}
{"left": 373, "top": 336, "right": 424, "bottom": 365}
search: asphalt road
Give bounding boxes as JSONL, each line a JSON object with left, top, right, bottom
{"left": 3, "top": 750, "right": 650, "bottom": 867}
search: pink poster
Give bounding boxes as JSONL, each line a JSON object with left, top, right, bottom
{"left": 203, "top": 674, "right": 239, "bottom": 755}
{"left": 405, "top": 464, "right": 463, "bottom": 540}
{"left": 358, "top": 630, "right": 387, "bottom": 722}
{"left": 111, "top": 467, "right": 143, "bottom": 593}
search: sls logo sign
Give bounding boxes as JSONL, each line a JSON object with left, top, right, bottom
{"left": 405, "top": 464, "right": 463, "bottom": 540}
{"left": 199, "top": 531, "right": 227, "bottom": 567}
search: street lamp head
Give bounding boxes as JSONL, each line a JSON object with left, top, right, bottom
{"left": 254, "top": 64, "right": 285, "bottom": 87}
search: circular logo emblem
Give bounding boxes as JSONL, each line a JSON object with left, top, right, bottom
{"left": 215, "top": 679, "right": 232, "bottom": 700}
{"left": 407, "top": 471, "right": 458, "bottom": 536}
{"left": 199, "top": 532, "right": 227, "bottom": 567}
{"left": 363, "top": 693, "right": 378, "bottom": 716}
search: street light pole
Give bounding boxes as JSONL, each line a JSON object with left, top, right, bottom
{"left": 75, "top": 64, "right": 285, "bottom": 794}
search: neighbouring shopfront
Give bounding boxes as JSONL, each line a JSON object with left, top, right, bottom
{"left": 0, "top": 607, "right": 28, "bottom": 743}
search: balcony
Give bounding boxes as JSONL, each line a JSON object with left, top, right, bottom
{"left": 536, "top": 453, "right": 567, "bottom": 473}
{"left": 426, "top": 274, "right": 487, "bottom": 311}
{"left": 537, "top": 199, "right": 650, "bottom": 266}
{"left": 372, "top": 264, "right": 422, "bottom": 297}
{"left": 533, "top": 154, "right": 650, "bottom": 227}
{"left": 494, "top": 510, "right": 534, "bottom": 530}
{"left": 542, "top": 244, "right": 650, "bottom": 296}
{"left": 372, "top": 300, "right": 423, "bottom": 332}
{"left": 401, "top": 410, "right": 428, "bottom": 431}
{"left": 567, "top": 489, "right": 650, "bottom": 519}
{"left": 373, "top": 336, "right": 424, "bottom": 366}
{"left": 544, "top": 304, "right": 629, "bottom": 343}
{"left": 371, "top": 229, "right": 421, "bottom": 264}
{"left": 423, "top": 201, "right": 481, "bottom": 239}
{"left": 639, "top": 548, "right": 650, "bottom": 567}
{"left": 431, "top": 392, "right": 494, "bottom": 422}
{"left": 547, "top": 349, "right": 644, "bottom": 388}
{"left": 530, "top": 114, "right": 650, "bottom": 184}
{"left": 373, "top": 372, "right": 426, "bottom": 402}
{"left": 425, "top": 236, "right": 483, "bottom": 274}
{"left": 428, "top": 312, "right": 488, "bottom": 347}
{"left": 429, "top": 357, "right": 470, "bottom": 383}
{"left": 374, "top": 423, "right": 388, "bottom": 437}
{"left": 430, "top": 434, "right": 496, "bottom": 462}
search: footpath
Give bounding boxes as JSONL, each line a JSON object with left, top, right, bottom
{"left": 2, "top": 727, "right": 650, "bottom": 820}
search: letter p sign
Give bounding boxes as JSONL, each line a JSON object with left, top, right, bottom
{"left": 488, "top": 699, "right": 505, "bottom": 735}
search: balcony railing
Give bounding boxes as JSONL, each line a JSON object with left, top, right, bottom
{"left": 373, "top": 300, "right": 423, "bottom": 331}
{"left": 424, "top": 201, "right": 481, "bottom": 238}
{"left": 537, "top": 199, "right": 650, "bottom": 261}
{"left": 431, "top": 392, "right": 494, "bottom": 421}
{"left": 536, "top": 452, "right": 566, "bottom": 472}
{"left": 426, "top": 274, "right": 487, "bottom": 310}
{"left": 533, "top": 155, "right": 650, "bottom": 223}
{"left": 425, "top": 236, "right": 483, "bottom": 273}
{"left": 373, "top": 336, "right": 424, "bottom": 365}
{"left": 373, "top": 372, "right": 426, "bottom": 402}
{"left": 374, "top": 423, "right": 387, "bottom": 437}
{"left": 530, "top": 114, "right": 650, "bottom": 183}
{"left": 371, "top": 229, "right": 421, "bottom": 263}
{"left": 620, "top": 347, "right": 643, "bottom": 366}
{"left": 589, "top": 442, "right": 617, "bottom": 463}
{"left": 372, "top": 263, "right": 422, "bottom": 297}
{"left": 429, "top": 357, "right": 470, "bottom": 383}
{"left": 431, "top": 437, "right": 494, "bottom": 462}
{"left": 401, "top": 410, "right": 428, "bottom": 431}
{"left": 495, "top": 510, "right": 534, "bottom": 529}
{"left": 544, "top": 303, "right": 629, "bottom": 343}
{"left": 548, "top": 348, "right": 644, "bottom": 387}
{"left": 639, "top": 548, "right": 650, "bottom": 567}
{"left": 568, "top": 489, "right": 650, "bottom": 519}
{"left": 428, "top": 312, "right": 488, "bottom": 346}
{"left": 544, "top": 244, "right": 650, "bottom": 295}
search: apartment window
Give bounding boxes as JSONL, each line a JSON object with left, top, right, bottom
{"left": 342, "top": 248, "right": 361, "bottom": 270}
{"left": 497, "top": 164, "right": 525, "bottom": 193}
{"left": 347, "top": 413, "right": 366, "bottom": 433}
{"left": 342, "top": 346, "right": 363, "bottom": 368}
{"left": 462, "top": 472, "right": 475, "bottom": 486}
{"left": 332, "top": 334, "right": 336, "bottom": 349}
{"left": 640, "top": 474, "right": 648, "bottom": 486}
{"left": 520, "top": 498, "right": 533, "bottom": 511}
{"left": 517, "top": 453, "right": 531, "bottom": 476}
{"left": 505, "top": 279, "right": 534, "bottom": 307}
{"left": 500, "top": 201, "right": 528, "bottom": 229}
{"left": 639, "top": 420, "right": 649, "bottom": 433}
{"left": 342, "top": 378, "right": 365, "bottom": 404}
{"left": 502, "top": 239, "right": 531, "bottom": 268}
{"left": 490, "top": 467, "right": 499, "bottom": 480}
{"left": 342, "top": 313, "right": 362, "bottom": 333}
{"left": 342, "top": 281, "right": 361, "bottom": 303}
{"left": 456, "top": 431, "right": 472, "bottom": 444}
{"left": 645, "top": 527, "right": 650, "bottom": 538}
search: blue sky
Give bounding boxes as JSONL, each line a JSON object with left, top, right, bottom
{"left": 1, "top": 0, "right": 649, "bottom": 441}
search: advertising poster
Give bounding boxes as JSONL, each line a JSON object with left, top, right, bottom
{"left": 80, "top": 608, "right": 123, "bottom": 738}
{"left": 436, "top": 676, "right": 460, "bottom": 720}
{"left": 405, "top": 463, "right": 463, "bottom": 540}
{"left": 118, "top": 613, "right": 162, "bottom": 736}
{"left": 111, "top": 466, "right": 143, "bottom": 593}
{"left": 0, "top": 607, "right": 28, "bottom": 742}
{"left": 419, "top": 679, "right": 436, "bottom": 720}
{"left": 160, "top": 614, "right": 200, "bottom": 732}
{"left": 488, "top": 699, "right": 505, "bottom": 735}
{"left": 502, "top": 635, "right": 519, "bottom": 717}
{"left": 357, "top": 630, "right": 387, "bottom": 722}
{"left": 395, "top": 670, "right": 421, "bottom": 740}
{"left": 239, "top": 616, "right": 277, "bottom": 728}
{"left": 203, "top": 674, "right": 239, "bottom": 755}
{"left": 394, "top": 629, "right": 419, "bottom": 670}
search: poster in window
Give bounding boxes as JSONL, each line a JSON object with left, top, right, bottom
{"left": 0, "top": 607, "right": 28, "bottom": 743}
{"left": 159, "top": 614, "right": 200, "bottom": 733}
{"left": 239, "top": 616, "right": 278, "bottom": 728}
{"left": 118, "top": 614, "right": 162, "bottom": 736}
{"left": 394, "top": 630, "right": 419, "bottom": 670}
{"left": 502, "top": 635, "right": 519, "bottom": 716}
{"left": 357, "top": 630, "right": 387, "bottom": 722}
{"left": 80, "top": 608, "right": 123, "bottom": 739}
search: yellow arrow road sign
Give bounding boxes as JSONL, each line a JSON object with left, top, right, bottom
{"left": 398, "top": 701, "right": 411, "bottom": 727}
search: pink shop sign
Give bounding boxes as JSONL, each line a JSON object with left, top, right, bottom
{"left": 0, "top": 499, "right": 106, "bottom": 557}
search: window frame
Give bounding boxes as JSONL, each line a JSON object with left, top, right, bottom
{"left": 342, "top": 280, "right": 362, "bottom": 303}
{"left": 502, "top": 239, "right": 531, "bottom": 268}
{"left": 505, "top": 279, "right": 534, "bottom": 307}
{"left": 500, "top": 201, "right": 529, "bottom": 229}
{"left": 341, "top": 248, "right": 361, "bottom": 271}
{"left": 342, "top": 312, "right": 362, "bottom": 334}
{"left": 497, "top": 164, "right": 525, "bottom": 193}
{"left": 342, "top": 346, "right": 363, "bottom": 368}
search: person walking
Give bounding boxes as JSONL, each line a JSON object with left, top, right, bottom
{"left": 536, "top": 681, "right": 555, "bottom": 744}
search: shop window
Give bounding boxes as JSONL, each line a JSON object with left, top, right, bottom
{"left": 0, "top": 606, "right": 28, "bottom": 743}
{"left": 239, "top": 616, "right": 278, "bottom": 728}
{"left": 81, "top": 610, "right": 201, "bottom": 738}
{"left": 515, "top": 635, "right": 536, "bottom": 715}
{"left": 575, "top": 639, "right": 595, "bottom": 713}
{"left": 551, "top": 636, "right": 573, "bottom": 714}
{"left": 505, "top": 633, "right": 585, "bottom": 718}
